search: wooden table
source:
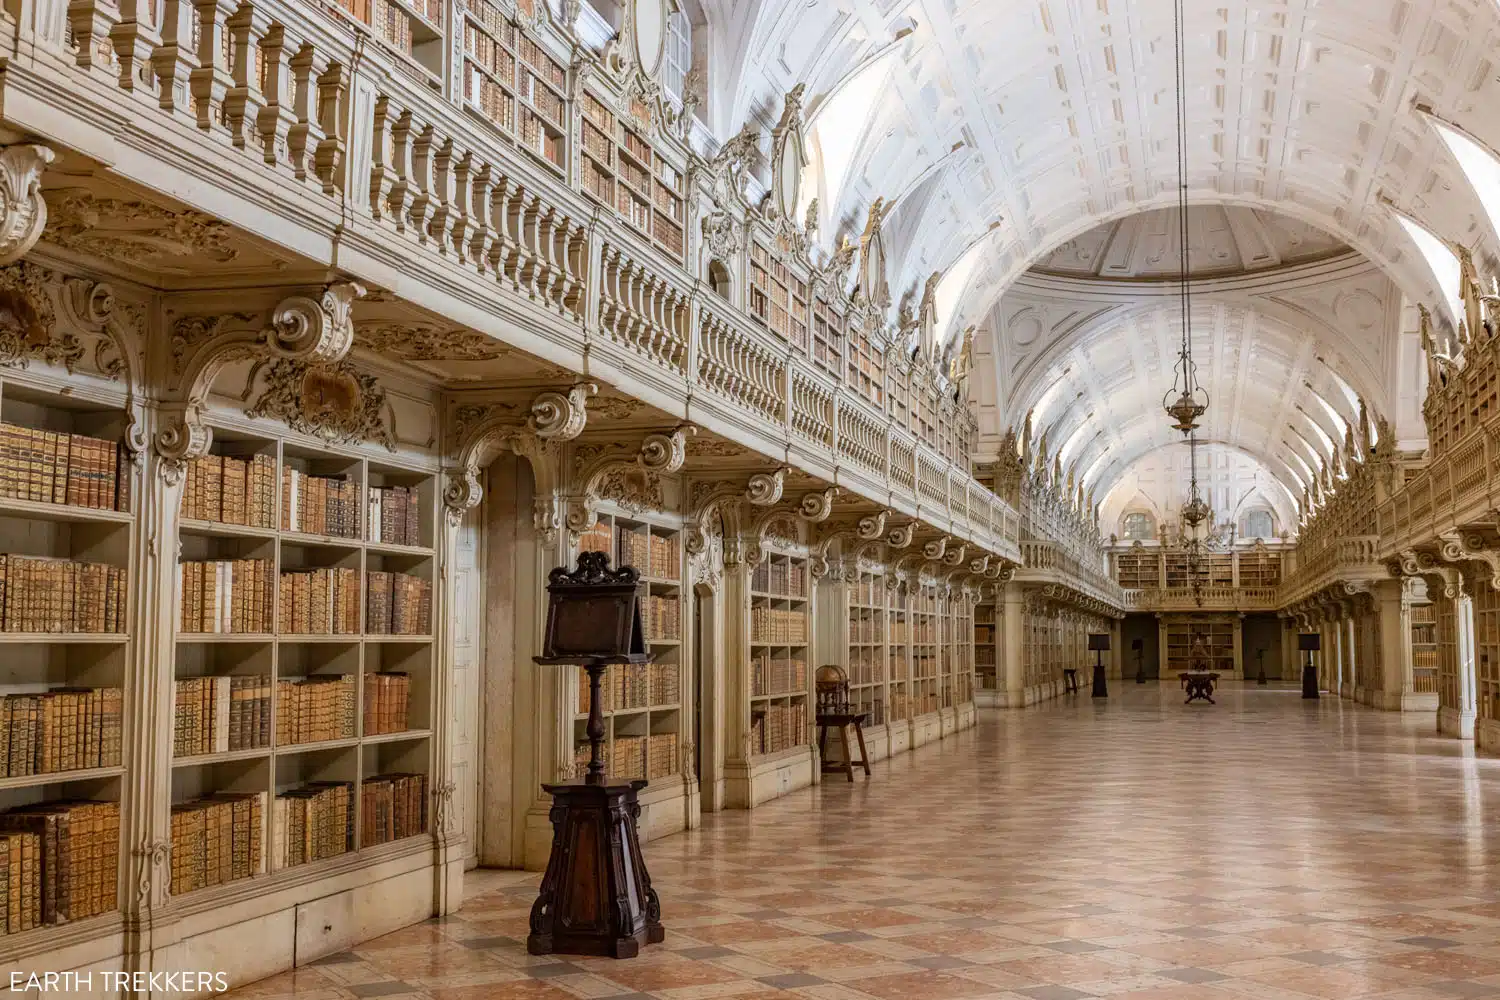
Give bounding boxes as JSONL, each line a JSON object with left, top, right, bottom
{"left": 1180, "top": 671, "right": 1220, "bottom": 704}
{"left": 817, "top": 711, "right": 871, "bottom": 782}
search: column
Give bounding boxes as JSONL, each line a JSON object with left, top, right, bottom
{"left": 1232, "top": 613, "right": 1245, "bottom": 679}
{"left": 1343, "top": 616, "right": 1357, "bottom": 699}
{"left": 1109, "top": 617, "right": 1122, "bottom": 679}
{"left": 1002, "top": 582, "right": 1024, "bottom": 707}
{"left": 1458, "top": 583, "right": 1477, "bottom": 739}
{"left": 1375, "top": 579, "right": 1408, "bottom": 711}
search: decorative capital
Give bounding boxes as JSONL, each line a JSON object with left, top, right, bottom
{"left": 0, "top": 144, "right": 55, "bottom": 266}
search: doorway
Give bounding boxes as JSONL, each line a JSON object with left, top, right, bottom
{"left": 1122, "top": 614, "right": 1160, "bottom": 680}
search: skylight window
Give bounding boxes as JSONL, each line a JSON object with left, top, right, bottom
{"left": 1393, "top": 211, "right": 1463, "bottom": 327}
{"left": 802, "top": 49, "right": 899, "bottom": 228}
{"left": 1432, "top": 120, "right": 1500, "bottom": 250}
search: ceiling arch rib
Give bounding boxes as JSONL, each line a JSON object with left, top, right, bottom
{"left": 712, "top": 0, "right": 1500, "bottom": 333}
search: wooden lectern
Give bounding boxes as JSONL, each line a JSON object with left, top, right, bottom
{"left": 528, "top": 552, "right": 665, "bottom": 959}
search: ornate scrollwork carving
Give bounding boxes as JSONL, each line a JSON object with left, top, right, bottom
{"left": 887, "top": 522, "right": 915, "bottom": 549}
{"left": 269, "top": 282, "right": 364, "bottom": 362}
{"left": 532, "top": 383, "right": 596, "bottom": 439}
{"left": 857, "top": 510, "right": 888, "bottom": 541}
{"left": 246, "top": 358, "right": 395, "bottom": 451}
{"left": 0, "top": 262, "right": 83, "bottom": 372}
{"left": 567, "top": 425, "right": 696, "bottom": 544}
{"left": 745, "top": 467, "right": 786, "bottom": 506}
{"left": 797, "top": 487, "right": 838, "bottom": 522}
{"left": 0, "top": 145, "right": 54, "bottom": 265}
{"left": 922, "top": 536, "right": 948, "bottom": 561}
{"left": 134, "top": 837, "right": 171, "bottom": 906}
{"left": 1438, "top": 530, "right": 1500, "bottom": 591}
{"left": 943, "top": 542, "right": 967, "bottom": 566}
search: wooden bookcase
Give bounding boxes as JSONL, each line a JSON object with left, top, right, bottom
{"left": 1116, "top": 546, "right": 1160, "bottom": 589}
{"left": 1163, "top": 618, "right": 1235, "bottom": 675}
{"left": 1238, "top": 549, "right": 1282, "bottom": 587}
{"left": 888, "top": 586, "right": 910, "bottom": 723}
{"left": 461, "top": 0, "right": 569, "bottom": 173}
{"left": 847, "top": 571, "right": 886, "bottom": 725}
{"left": 580, "top": 92, "right": 688, "bottom": 262}
{"left": 1410, "top": 601, "right": 1438, "bottom": 695}
{"left": 574, "top": 514, "right": 682, "bottom": 781}
{"left": 974, "top": 602, "right": 997, "bottom": 690}
{"left": 331, "top": 0, "right": 446, "bottom": 80}
{"left": 172, "top": 433, "right": 436, "bottom": 894}
{"left": 950, "top": 597, "right": 973, "bottom": 708}
{"left": 910, "top": 583, "right": 939, "bottom": 717}
{"left": 749, "top": 242, "right": 810, "bottom": 352}
{"left": 0, "top": 381, "right": 135, "bottom": 945}
{"left": 1473, "top": 581, "right": 1500, "bottom": 725}
{"left": 748, "top": 553, "right": 809, "bottom": 756}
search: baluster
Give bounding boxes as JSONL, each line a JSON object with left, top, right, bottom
{"left": 468, "top": 162, "right": 496, "bottom": 271}
{"left": 407, "top": 123, "right": 435, "bottom": 241}
{"left": 563, "top": 224, "right": 587, "bottom": 318}
{"left": 499, "top": 180, "right": 524, "bottom": 289}
{"left": 518, "top": 192, "right": 543, "bottom": 298}
{"left": 536, "top": 206, "right": 560, "bottom": 307}
{"left": 152, "top": 0, "right": 197, "bottom": 113}
{"left": 255, "top": 24, "right": 296, "bottom": 166}
{"left": 368, "top": 96, "right": 397, "bottom": 220}
{"left": 69, "top": 0, "right": 119, "bottom": 69}
{"left": 223, "top": 4, "right": 269, "bottom": 148}
{"left": 448, "top": 149, "right": 471, "bottom": 262}
{"left": 189, "top": 0, "right": 235, "bottom": 130}
{"left": 427, "top": 137, "right": 455, "bottom": 252}
{"left": 286, "top": 43, "right": 323, "bottom": 181}
{"left": 387, "top": 110, "right": 414, "bottom": 232}
{"left": 111, "top": 0, "right": 161, "bottom": 90}
{"left": 313, "top": 60, "right": 347, "bottom": 196}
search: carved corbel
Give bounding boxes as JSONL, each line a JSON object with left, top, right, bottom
{"left": 1438, "top": 530, "right": 1500, "bottom": 591}
{"left": 565, "top": 424, "right": 697, "bottom": 543}
{"left": 159, "top": 281, "right": 368, "bottom": 479}
{"left": 921, "top": 536, "right": 948, "bottom": 561}
{"left": 0, "top": 144, "right": 55, "bottom": 265}
{"left": 442, "top": 382, "right": 597, "bottom": 529}
{"left": 745, "top": 467, "right": 787, "bottom": 506}
{"left": 857, "top": 510, "right": 888, "bottom": 540}
{"left": 797, "top": 487, "right": 838, "bottom": 522}
{"left": 943, "top": 542, "right": 967, "bottom": 567}
{"left": 887, "top": 521, "right": 916, "bottom": 549}
{"left": 970, "top": 554, "right": 990, "bottom": 575}
{"left": 1419, "top": 546, "right": 1468, "bottom": 600}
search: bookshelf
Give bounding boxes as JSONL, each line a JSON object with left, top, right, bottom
{"left": 749, "top": 242, "right": 810, "bottom": 352}
{"left": 461, "top": 0, "right": 569, "bottom": 173}
{"left": 574, "top": 514, "right": 683, "bottom": 781}
{"left": 332, "top": 0, "right": 446, "bottom": 80}
{"left": 1238, "top": 549, "right": 1282, "bottom": 588}
{"left": 910, "top": 583, "right": 939, "bottom": 718}
{"left": 888, "top": 585, "right": 909, "bottom": 724}
{"left": 749, "top": 553, "right": 809, "bottom": 757}
{"left": 0, "top": 382, "right": 135, "bottom": 944}
{"left": 1163, "top": 618, "right": 1236, "bottom": 675}
{"left": 950, "top": 595, "right": 973, "bottom": 708}
{"left": 974, "top": 602, "right": 997, "bottom": 691}
{"left": 1115, "top": 546, "right": 1160, "bottom": 589}
{"left": 1410, "top": 601, "right": 1438, "bottom": 695}
{"left": 171, "top": 436, "right": 436, "bottom": 899}
{"left": 580, "top": 93, "right": 688, "bottom": 262}
{"left": 1474, "top": 582, "right": 1500, "bottom": 725}
{"left": 1437, "top": 596, "right": 1460, "bottom": 714}
{"left": 847, "top": 572, "right": 886, "bottom": 725}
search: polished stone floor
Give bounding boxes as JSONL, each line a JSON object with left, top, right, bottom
{"left": 234, "top": 684, "right": 1500, "bottom": 1000}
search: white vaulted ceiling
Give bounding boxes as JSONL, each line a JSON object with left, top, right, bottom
{"left": 702, "top": 0, "right": 1500, "bottom": 511}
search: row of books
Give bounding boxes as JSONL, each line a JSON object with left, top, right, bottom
{"left": 571, "top": 734, "right": 679, "bottom": 781}
{"left": 180, "top": 559, "right": 272, "bottom": 634}
{"left": 283, "top": 469, "right": 359, "bottom": 539}
{"left": 184, "top": 454, "right": 276, "bottom": 528}
{"left": 361, "top": 773, "right": 426, "bottom": 847}
{"left": 275, "top": 675, "right": 356, "bottom": 746}
{"left": 974, "top": 605, "right": 996, "bottom": 624}
{"left": 1413, "top": 648, "right": 1439, "bottom": 670}
{"left": 0, "top": 422, "right": 125, "bottom": 512}
{"left": 172, "top": 677, "right": 271, "bottom": 757}
{"left": 750, "top": 607, "right": 808, "bottom": 645}
{"left": 169, "top": 793, "right": 265, "bottom": 896}
{"left": 641, "top": 594, "right": 680, "bottom": 641}
{"left": 750, "top": 702, "right": 806, "bottom": 756}
{"left": 575, "top": 663, "right": 679, "bottom": 714}
{"left": 849, "top": 576, "right": 883, "bottom": 606}
{"left": 752, "top": 559, "right": 806, "bottom": 598}
{"left": 1, "top": 689, "right": 123, "bottom": 778}
{"left": 848, "top": 613, "right": 883, "bottom": 644}
{"left": 273, "top": 782, "right": 355, "bottom": 870}
{"left": 368, "top": 486, "right": 422, "bottom": 547}
{"left": 578, "top": 522, "right": 681, "bottom": 580}
{"left": 367, "top": 572, "right": 432, "bottom": 635}
{"left": 848, "top": 650, "right": 885, "bottom": 686}
{"left": 363, "top": 672, "right": 412, "bottom": 735}
{"left": 280, "top": 567, "right": 361, "bottom": 635}
{"left": 751, "top": 656, "right": 807, "bottom": 698}
{"left": 0, "top": 555, "right": 127, "bottom": 634}
{"left": 0, "top": 800, "right": 120, "bottom": 933}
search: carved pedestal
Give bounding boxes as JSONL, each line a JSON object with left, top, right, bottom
{"left": 527, "top": 778, "right": 665, "bottom": 959}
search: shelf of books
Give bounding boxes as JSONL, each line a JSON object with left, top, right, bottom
{"left": 170, "top": 435, "right": 435, "bottom": 904}
{"left": 1163, "top": 618, "right": 1235, "bottom": 675}
{"left": 847, "top": 572, "right": 886, "bottom": 725}
{"left": 748, "top": 241, "right": 810, "bottom": 352}
{"left": 1474, "top": 583, "right": 1500, "bottom": 726}
{"left": 1238, "top": 549, "right": 1282, "bottom": 588}
{"left": 974, "top": 602, "right": 997, "bottom": 691}
{"left": 332, "top": 0, "right": 446, "bottom": 80}
{"left": 462, "top": 0, "right": 569, "bottom": 173}
{"left": 580, "top": 92, "right": 688, "bottom": 262}
{"left": 1436, "top": 597, "right": 1461, "bottom": 718}
{"left": 1024, "top": 608, "right": 1059, "bottom": 690}
{"left": 1115, "top": 546, "right": 1160, "bottom": 589}
{"left": 748, "top": 553, "right": 809, "bottom": 757}
{"left": 910, "top": 583, "right": 940, "bottom": 718}
{"left": 1410, "top": 602, "right": 1438, "bottom": 695}
{"left": 888, "top": 586, "right": 910, "bottom": 725}
{"left": 0, "top": 380, "right": 135, "bottom": 949}
{"left": 950, "top": 597, "right": 974, "bottom": 708}
{"left": 574, "top": 514, "right": 683, "bottom": 783}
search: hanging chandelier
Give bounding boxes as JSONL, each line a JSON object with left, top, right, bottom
{"left": 1161, "top": 0, "right": 1209, "bottom": 436}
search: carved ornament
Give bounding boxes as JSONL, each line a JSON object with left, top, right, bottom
{"left": 0, "top": 145, "right": 55, "bottom": 265}
{"left": 246, "top": 358, "right": 395, "bottom": 451}
{"left": 356, "top": 322, "right": 510, "bottom": 362}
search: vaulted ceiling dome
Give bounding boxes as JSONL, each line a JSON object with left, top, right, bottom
{"left": 1030, "top": 207, "right": 1352, "bottom": 282}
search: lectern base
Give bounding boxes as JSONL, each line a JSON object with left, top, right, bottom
{"left": 1301, "top": 663, "right": 1320, "bottom": 700}
{"left": 527, "top": 778, "right": 665, "bottom": 959}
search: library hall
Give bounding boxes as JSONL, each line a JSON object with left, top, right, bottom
{"left": 6, "top": 0, "right": 1500, "bottom": 996}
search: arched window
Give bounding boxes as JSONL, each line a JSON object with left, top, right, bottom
{"left": 662, "top": 9, "right": 692, "bottom": 102}
{"left": 1121, "top": 511, "right": 1155, "bottom": 540}
{"left": 1243, "top": 509, "right": 1274, "bottom": 539}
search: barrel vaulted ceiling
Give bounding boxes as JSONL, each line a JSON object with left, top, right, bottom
{"left": 702, "top": 0, "right": 1500, "bottom": 509}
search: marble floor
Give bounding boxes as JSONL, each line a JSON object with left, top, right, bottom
{"left": 234, "top": 684, "right": 1500, "bottom": 1000}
